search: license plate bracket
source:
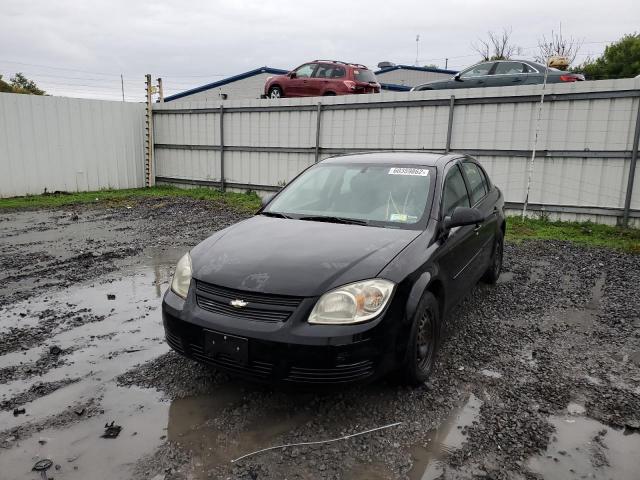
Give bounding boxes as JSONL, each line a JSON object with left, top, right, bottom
{"left": 204, "top": 330, "right": 249, "bottom": 365}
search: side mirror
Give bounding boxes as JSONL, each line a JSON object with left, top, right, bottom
{"left": 444, "top": 207, "right": 484, "bottom": 229}
{"left": 261, "top": 194, "right": 274, "bottom": 208}
{"left": 288, "top": 71, "right": 297, "bottom": 79}
{"left": 454, "top": 73, "right": 462, "bottom": 82}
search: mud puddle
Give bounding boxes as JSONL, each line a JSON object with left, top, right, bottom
{"left": 0, "top": 247, "right": 184, "bottom": 477}
{"left": 408, "top": 393, "right": 482, "bottom": 480}
{"left": 540, "top": 273, "right": 605, "bottom": 333}
{"left": 0, "top": 386, "right": 168, "bottom": 480}
{"left": 167, "top": 391, "right": 315, "bottom": 478}
{"left": 528, "top": 409, "right": 640, "bottom": 480}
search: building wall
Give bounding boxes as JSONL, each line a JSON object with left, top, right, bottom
{"left": 168, "top": 73, "right": 275, "bottom": 103}
{"left": 375, "top": 69, "right": 453, "bottom": 87}
{"left": 153, "top": 78, "right": 640, "bottom": 225}
{"left": 0, "top": 93, "right": 146, "bottom": 198}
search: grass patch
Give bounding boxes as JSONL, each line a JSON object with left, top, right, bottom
{"left": 506, "top": 216, "right": 640, "bottom": 253}
{"left": 0, "top": 186, "right": 262, "bottom": 214}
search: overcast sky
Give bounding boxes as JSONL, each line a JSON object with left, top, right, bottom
{"left": 0, "top": 0, "right": 637, "bottom": 101}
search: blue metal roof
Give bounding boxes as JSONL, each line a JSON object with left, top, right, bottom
{"left": 164, "top": 66, "right": 288, "bottom": 102}
{"left": 374, "top": 64, "right": 458, "bottom": 75}
{"left": 380, "top": 83, "right": 412, "bottom": 92}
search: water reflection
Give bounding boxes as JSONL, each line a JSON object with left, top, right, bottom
{"left": 409, "top": 393, "right": 482, "bottom": 480}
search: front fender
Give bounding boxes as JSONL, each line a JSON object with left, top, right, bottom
{"left": 405, "top": 271, "right": 433, "bottom": 324}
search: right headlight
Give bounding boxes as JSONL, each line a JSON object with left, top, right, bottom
{"left": 171, "top": 253, "right": 192, "bottom": 299}
{"left": 308, "top": 279, "right": 395, "bottom": 325}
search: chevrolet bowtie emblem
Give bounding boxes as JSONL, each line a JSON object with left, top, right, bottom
{"left": 230, "top": 299, "right": 248, "bottom": 308}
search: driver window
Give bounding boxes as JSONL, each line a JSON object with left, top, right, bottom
{"left": 442, "top": 165, "right": 470, "bottom": 217}
{"left": 460, "top": 63, "right": 493, "bottom": 79}
{"left": 295, "top": 64, "right": 316, "bottom": 78}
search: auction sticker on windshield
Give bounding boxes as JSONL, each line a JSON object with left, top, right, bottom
{"left": 388, "top": 167, "right": 429, "bottom": 176}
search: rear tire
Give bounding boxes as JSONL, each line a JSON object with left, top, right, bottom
{"left": 268, "top": 86, "right": 283, "bottom": 99}
{"left": 482, "top": 232, "right": 504, "bottom": 284}
{"left": 323, "top": 91, "right": 336, "bottom": 96}
{"left": 401, "top": 292, "right": 440, "bottom": 385}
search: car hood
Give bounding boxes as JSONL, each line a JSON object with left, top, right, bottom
{"left": 190, "top": 215, "right": 420, "bottom": 297}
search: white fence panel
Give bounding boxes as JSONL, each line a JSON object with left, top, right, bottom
{"left": 153, "top": 78, "right": 640, "bottom": 225}
{"left": 0, "top": 93, "right": 145, "bottom": 198}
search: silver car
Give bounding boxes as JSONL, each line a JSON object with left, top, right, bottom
{"left": 412, "top": 60, "right": 584, "bottom": 90}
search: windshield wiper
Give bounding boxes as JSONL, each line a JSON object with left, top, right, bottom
{"left": 260, "top": 211, "right": 292, "bottom": 219}
{"left": 297, "top": 215, "right": 369, "bottom": 226}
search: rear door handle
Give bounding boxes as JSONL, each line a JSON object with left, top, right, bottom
{"left": 473, "top": 224, "right": 482, "bottom": 233}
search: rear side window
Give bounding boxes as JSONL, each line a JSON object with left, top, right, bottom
{"left": 494, "top": 62, "right": 526, "bottom": 75}
{"left": 314, "top": 64, "right": 346, "bottom": 79}
{"left": 442, "top": 165, "right": 470, "bottom": 217}
{"left": 461, "top": 162, "right": 488, "bottom": 205}
{"left": 353, "top": 69, "right": 377, "bottom": 83}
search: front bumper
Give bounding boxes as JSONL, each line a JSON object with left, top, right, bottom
{"left": 162, "top": 286, "right": 404, "bottom": 385}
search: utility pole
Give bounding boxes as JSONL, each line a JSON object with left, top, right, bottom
{"left": 144, "top": 74, "right": 155, "bottom": 187}
{"left": 120, "top": 74, "right": 125, "bottom": 102}
{"left": 415, "top": 35, "right": 420, "bottom": 66}
{"left": 156, "top": 77, "right": 164, "bottom": 103}
{"left": 445, "top": 58, "right": 448, "bottom": 70}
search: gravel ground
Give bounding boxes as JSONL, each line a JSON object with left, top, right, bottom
{"left": 0, "top": 197, "right": 639, "bottom": 480}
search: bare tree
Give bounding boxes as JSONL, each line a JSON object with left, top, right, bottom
{"left": 472, "top": 28, "right": 521, "bottom": 61}
{"left": 536, "top": 26, "right": 582, "bottom": 69}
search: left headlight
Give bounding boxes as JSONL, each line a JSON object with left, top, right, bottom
{"left": 171, "top": 253, "right": 192, "bottom": 299}
{"left": 308, "top": 279, "right": 395, "bottom": 325}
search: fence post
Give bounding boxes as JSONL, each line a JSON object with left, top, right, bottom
{"left": 623, "top": 98, "right": 640, "bottom": 226}
{"left": 315, "top": 102, "right": 322, "bottom": 163}
{"left": 144, "top": 74, "right": 154, "bottom": 187}
{"left": 219, "top": 104, "right": 225, "bottom": 191}
{"left": 445, "top": 95, "right": 455, "bottom": 154}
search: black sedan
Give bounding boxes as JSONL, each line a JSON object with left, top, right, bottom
{"left": 412, "top": 59, "right": 584, "bottom": 91}
{"left": 162, "top": 152, "right": 505, "bottom": 385}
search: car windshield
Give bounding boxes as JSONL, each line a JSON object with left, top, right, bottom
{"left": 264, "top": 163, "right": 434, "bottom": 228}
{"left": 353, "top": 69, "right": 377, "bottom": 83}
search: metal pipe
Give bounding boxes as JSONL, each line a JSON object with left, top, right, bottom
{"left": 445, "top": 95, "right": 455, "bottom": 153}
{"left": 623, "top": 97, "right": 640, "bottom": 226}
{"left": 157, "top": 77, "right": 164, "bottom": 103}
{"left": 315, "top": 102, "right": 322, "bottom": 163}
{"left": 153, "top": 144, "right": 632, "bottom": 160}
{"left": 219, "top": 105, "right": 225, "bottom": 191}
{"left": 153, "top": 90, "right": 640, "bottom": 115}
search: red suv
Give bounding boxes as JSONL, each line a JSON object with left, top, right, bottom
{"left": 264, "top": 60, "right": 381, "bottom": 98}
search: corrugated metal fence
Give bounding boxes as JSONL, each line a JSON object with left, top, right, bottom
{"left": 153, "top": 78, "right": 640, "bottom": 226}
{"left": 0, "top": 93, "right": 146, "bottom": 197}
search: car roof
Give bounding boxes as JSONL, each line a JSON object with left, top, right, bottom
{"left": 312, "top": 60, "right": 369, "bottom": 69}
{"left": 321, "top": 151, "right": 456, "bottom": 167}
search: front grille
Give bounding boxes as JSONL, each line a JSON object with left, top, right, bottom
{"left": 196, "top": 296, "right": 291, "bottom": 322}
{"left": 195, "top": 280, "right": 303, "bottom": 323}
{"left": 196, "top": 281, "right": 302, "bottom": 307}
{"left": 165, "top": 331, "right": 184, "bottom": 353}
{"left": 285, "top": 360, "right": 375, "bottom": 383}
{"left": 188, "top": 342, "right": 274, "bottom": 378}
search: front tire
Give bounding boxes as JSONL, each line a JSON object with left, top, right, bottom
{"left": 482, "top": 232, "right": 504, "bottom": 284}
{"left": 402, "top": 292, "right": 440, "bottom": 385}
{"left": 268, "top": 86, "right": 283, "bottom": 99}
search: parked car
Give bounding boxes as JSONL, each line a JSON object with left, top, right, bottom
{"left": 163, "top": 152, "right": 505, "bottom": 385}
{"left": 263, "top": 60, "right": 381, "bottom": 98}
{"left": 412, "top": 60, "right": 585, "bottom": 90}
